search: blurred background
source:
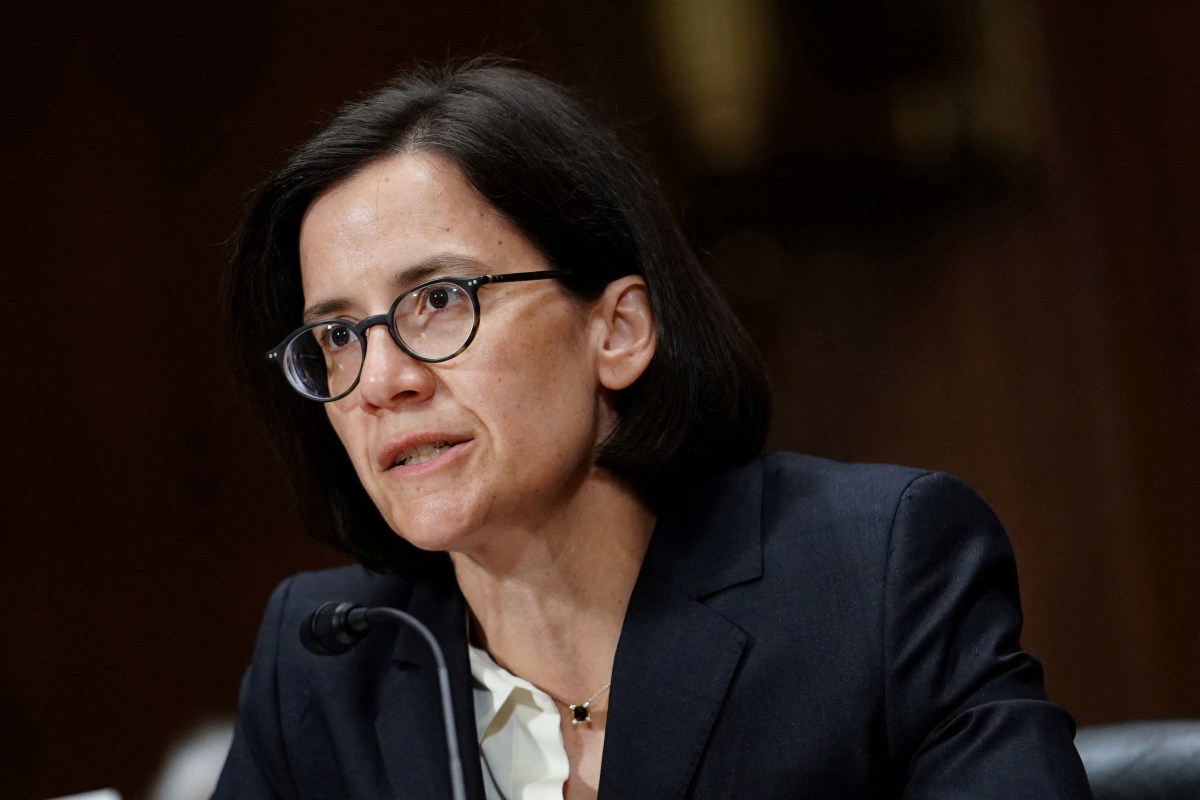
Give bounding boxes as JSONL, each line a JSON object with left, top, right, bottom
{"left": 2, "top": 1, "right": 1197, "bottom": 797}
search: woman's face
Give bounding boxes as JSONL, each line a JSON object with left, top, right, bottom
{"left": 298, "top": 151, "right": 617, "bottom": 553}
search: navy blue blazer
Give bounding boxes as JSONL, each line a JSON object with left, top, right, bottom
{"left": 214, "top": 453, "right": 1094, "bottom": 798}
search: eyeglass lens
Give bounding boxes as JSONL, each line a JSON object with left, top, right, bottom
{"left": 282, "top": 281, "right": 475, "bottom": 399}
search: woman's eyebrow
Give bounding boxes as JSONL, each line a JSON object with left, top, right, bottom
{"left": 390, "top": 253, "right": 490, "bottom": 289}
{"left": 301, "top": 297, "right": 351, "bottom": 324}
{"left": 302, "top": 254, "right": 493, "bottom": 323}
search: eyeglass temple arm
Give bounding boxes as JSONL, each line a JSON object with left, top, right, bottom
{"left": 476, "top": 269, "right": 575, "bottom": 287}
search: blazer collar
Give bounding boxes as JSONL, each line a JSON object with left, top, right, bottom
{"left": 644, "top": 458, "right": 765, "bottom": 599}
{"left": 599, "top": 459, "right": 764, "bottom": 798}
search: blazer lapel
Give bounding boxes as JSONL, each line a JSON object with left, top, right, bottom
{"left": 599, "top": 570, "right": 749, "bottom": 799}
{"left": 374, "top": 578, "right": 486, "bottom": 800}
{"left": 599, "top": 461, "right": 765, "bottom": 799}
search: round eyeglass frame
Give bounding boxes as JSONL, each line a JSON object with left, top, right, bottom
{"left": 266, "top": 270, "right": 575, "bottom": 402}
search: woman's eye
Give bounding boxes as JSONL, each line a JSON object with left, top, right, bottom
{"left": 418, "top": 284, "right": 462, "bottom": 312}
{"left": 319, "top": 323, "right": 354, "bottom": 351}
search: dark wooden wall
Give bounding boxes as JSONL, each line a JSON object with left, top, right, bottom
{"left": 2, "top": 2, "right": 1195, "bottom": 797}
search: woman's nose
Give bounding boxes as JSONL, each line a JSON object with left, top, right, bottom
{"left": 353, "top": 326, "right": 435, "bottom": 409}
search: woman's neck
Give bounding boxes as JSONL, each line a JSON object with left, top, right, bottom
{"left": 449, "top": 470, "right": 654, "bottom": 703}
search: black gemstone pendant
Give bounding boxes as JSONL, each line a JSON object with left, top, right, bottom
{"left": 570, "top": 703, "right": 591, "bottom": 725}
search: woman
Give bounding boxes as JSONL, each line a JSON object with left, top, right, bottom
{"left": 215, "top": 62, "right": 1092, "bottom": 799}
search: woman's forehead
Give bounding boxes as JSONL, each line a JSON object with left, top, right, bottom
{"left": 297, "top": 152, "right": 543, "bottom": 302}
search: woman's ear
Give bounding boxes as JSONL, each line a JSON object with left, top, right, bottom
{"left": 593, "top": 275, "right": 657, "bottom": 391}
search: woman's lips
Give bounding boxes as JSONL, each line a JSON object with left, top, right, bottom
{"left": 392, "top": 440, "right": 453, "bottom": 466}
{"left": 378, "top": 436, "right": 472, "bottom": 472}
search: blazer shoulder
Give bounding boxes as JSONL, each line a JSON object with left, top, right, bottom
{"left": 761, "top": 451, "right": 932, "bottom": 496}
{"left": 754, "top": 453, "right": 1008, "bottom": 569}
{"left": 758, "top": 452, "right": 935, "bottom": 527}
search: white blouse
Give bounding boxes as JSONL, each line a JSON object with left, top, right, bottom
{"left": 468, "top": 645, "right": 571, "bottom": 800}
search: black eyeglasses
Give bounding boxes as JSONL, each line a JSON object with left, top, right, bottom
{"left": 267, "top": 270, "right": 574, "bottom": 402}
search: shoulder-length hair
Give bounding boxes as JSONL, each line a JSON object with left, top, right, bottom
{"left": 225, "top": 61, "right": 771, "bottom": 575}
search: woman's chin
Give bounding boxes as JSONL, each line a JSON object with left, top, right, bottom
{"left": 384, "top": 504, "right": 483, "bottom": 554}
{"left": 395, "top": 530, "right": 468, "bottom": 554}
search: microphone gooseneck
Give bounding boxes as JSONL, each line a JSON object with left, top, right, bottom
{"left": 300, "top": 601, "right": 467, "bottom": 800}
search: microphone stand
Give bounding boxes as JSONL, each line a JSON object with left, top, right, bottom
{"left": 301, "top": 602, "right": 468, "bottom": 800}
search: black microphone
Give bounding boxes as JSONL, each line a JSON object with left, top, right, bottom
{"left": 299, "top": 601, "right": 371, "bottom": 655}
{"left": 300, "top": 601, "right": 467, "bottom": 800}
